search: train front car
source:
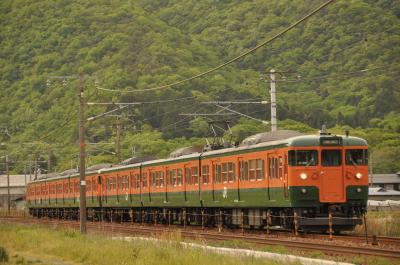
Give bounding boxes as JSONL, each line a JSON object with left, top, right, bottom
{"left": 287, "top": 133, "right": 368, "bottom": 232}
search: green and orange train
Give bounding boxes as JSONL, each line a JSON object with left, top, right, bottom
{"left": 26, "top": 131, "right": 369, "bottom": 231}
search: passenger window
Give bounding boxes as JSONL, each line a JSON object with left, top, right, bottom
{"left": 322, "top": 150, "right": 342, "bottom": 166}
{"left": 192, "top": 167, "right": 198, "bottom": 185}
{"left": 249, "top": 160, "right": 255, "bottom": 181}
{"left": 256, "top": 159, "right": 264, "bottom": 180}
{"left": 346, "top": 149, "right": 368, "bottom": 165}
{"left": 228, "top": 162, "right": 235, "bottom": 182}
{"left": 202, "top": 165, "right": 209, "bottom": 184}
{"left": 216, "top": 165, "right": 222, "bottom": 183}
{"left": 239, "top": 161, "right": 248, "bottom": 181}
{"left": 222, "top": 163, "right": 227, "bottom": 183}
{"left": 177, "top": 169, "right": 183, "bottom": 186}
{"left": 185, "top": 168, "right": 191, "bottom": 185}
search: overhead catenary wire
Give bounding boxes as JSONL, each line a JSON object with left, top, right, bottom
{"left": 97, "top": 0, "right": 335, "bottom": 93}
{"left": 278, "top": 65, "right": 399, "bottom": 83}
{"left": 87, "top": 96, "right": 196, "bottom": 105}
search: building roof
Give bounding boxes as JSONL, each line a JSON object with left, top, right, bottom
{"left": 369, "top": 187, "right": 400, "bottom": 196}
{"left": 0, "top": 175, "right": 31, "bottom": 188}
{"left": 369, "top": 173, "right": 400, "bottom": 184}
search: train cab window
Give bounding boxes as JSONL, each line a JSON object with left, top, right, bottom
{"left": 346, "top": 149, "right": 368, "bottom": 165}
{"left": 322, "top": 150, "right": 342, "bottom": 166}
{"left": 228, "top": 162, "right": 235, "bottom": 182}
{"left": 256, "top": 159, "right": 265, "bottom": 180}
{"left": 239, "top": 161, "right": 248, "bottom": 181}
{"left": 249, "top": 160, "right": 255, "bottom": 181}
{"left": 288, "top": 150, "right": 318, "bottom": 166}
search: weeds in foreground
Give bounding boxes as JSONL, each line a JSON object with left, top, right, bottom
{"left": 355, "top": 211, "right": 400, "bottom": 237}
{"left": 0, "top": 247, "right": 9, "bottom": 263}
{"left": 0, "top": 224, "right": 286, "bottom": 265}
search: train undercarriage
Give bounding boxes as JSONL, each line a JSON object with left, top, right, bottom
{"left": 29, "top": 205, "right": 364, "bottom": 233}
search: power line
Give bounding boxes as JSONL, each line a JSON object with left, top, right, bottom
{"left": 87, "top": 96, "right": 195, "bottom": 105}
{"left": 97, "top": 0, "right": 335, "bottom": 93}
{"left": 278, "top": 65, "right": 398, "bottom": 83}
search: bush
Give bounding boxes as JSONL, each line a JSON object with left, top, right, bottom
{"left": 0, "top": 247, "right": 9, "bottom": 263}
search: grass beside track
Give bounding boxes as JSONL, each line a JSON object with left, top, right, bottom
{"left": 355, "top": 210, "right": 400, "bottom": 237}
{"left": 0, "top": 223, "right": 291, "bottom": 265}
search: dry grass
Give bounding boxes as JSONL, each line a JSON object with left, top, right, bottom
{"left": 355, "top": 210, "right": 400, "bottom": 237}
{"left": 0, "top": 223, "right": 291, "bottom": 265}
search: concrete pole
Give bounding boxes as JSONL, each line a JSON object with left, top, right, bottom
{"left": 6, "top": 155, "right": 10, "bottom": 214}
{"left": 270, "top": 69, "right": 277, "bottom": 132}
{"left": 78, "top": 73, "right": 87, "bottom": 234}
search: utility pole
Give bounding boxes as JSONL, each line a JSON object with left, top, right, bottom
{"left": 47, "top": 149, "right": 52, "bottom": 173}
{"left": 5, "top": 155, "right": 10, "bottom": 214}
{"left": 78, "top": 73, "right": 87, "bottom": 234}
{"left": 34, "top": 154, "right": 38, "bottom": 180}
{"left": 28, "top": 154, "right": 32, "bottom": 181}
{"left": 116, "top": 116, "right": 122, "bottom": 163}
{"left": 270, "top": 69, "right": 277, "bottom": 132}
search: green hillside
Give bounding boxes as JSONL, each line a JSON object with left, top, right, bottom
{"left": 0, "top": 0, "right": 399, "bottom": 173}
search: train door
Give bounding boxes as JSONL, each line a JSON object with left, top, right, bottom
{"left": 183, "top": 164, "right": 189, "bottom": 201}
{"left": 268, "top": 154, "right": 281, "bottom": 201}
{"left": 320, "top": 148, "right": 345, "bottom": 202}
{"left": 283, "top": 154, "right": 289, "bottom": 199}
{"left": 97, "top": 175, "right": 103, "bottom": 207}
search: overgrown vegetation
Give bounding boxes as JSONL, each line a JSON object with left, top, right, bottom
{"left": 0, "top": 224, "right": 290, "bottom": 265}
{"left": 0, "top": 0, "right": 399, "bottom": 173}
{"left": 0, "top": 247, "right": 8, "bottom": 263}
{"left": 355, "top": 210, "right": 400, "bottom": 237}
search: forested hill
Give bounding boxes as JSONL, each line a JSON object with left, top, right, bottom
{"left": 0, "top": 0, "right": 399, "bottom": 173}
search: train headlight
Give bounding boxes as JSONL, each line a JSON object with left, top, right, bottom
{"left": 301, "top": 188, "right": 307, "bottom": 194}
{"left": 356, "top": 188, "right": 362, "bottom": 193}
{"left": 355, "top": 173, "right": 362, "bottom": 179}
{"left": 300, "top": 173, "right": 308, "bottom": 180}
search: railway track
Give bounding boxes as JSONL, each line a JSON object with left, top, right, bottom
{"left": 1, "top": 216, "right": 399, "bottom": 261}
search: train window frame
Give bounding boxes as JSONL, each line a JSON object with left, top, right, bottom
{"left": 185, "top": 168, "right": 191, "bottom": 185}
{"left": 177, "top": 169, "right": 183, "bottom": 186}
{"left": 288, "top": 150, "right": 318, "bottom": 166}
{"left": 87, "top": 180, "right": 92, "bottom": 192}
{"left": 228, "top": 162, "right": 235, "bottom": 182}
{"left": 192, "top": 167, "right": 198, "bottom": 185}
{"left": 151, "top": 172, "right": 156, "bottom": 187}
{"left": 142, "top": 173, "right": 147, "bottom": 188}
{"left": 249, "top": 160, "right": 255, "bottom": 181}
{"left": 239, "top": 161, "right": 249, "bottom": 181}
{"left": 321, "top": 149, "right": 342, "bottom": 167}
{"left": 160, "top": 171, "right": 164, "bottom": 187}
{"left": 346, "top": 149, "right": 368, "bottom": 166}
{"left": 279, "top": 157, "right": 283, "bottom": 179}
{"left": 202, "top": 165, "right": 209, "bottom": 184}
{"left": 222, "top": 163, "right": 227, "bottom": 183}
{"left": 256, "top": 159, "right": 264, "bottom": 181}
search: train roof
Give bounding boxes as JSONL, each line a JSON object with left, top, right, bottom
{"left": 29, "top": 133, "right": 367, "bottom": 184}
